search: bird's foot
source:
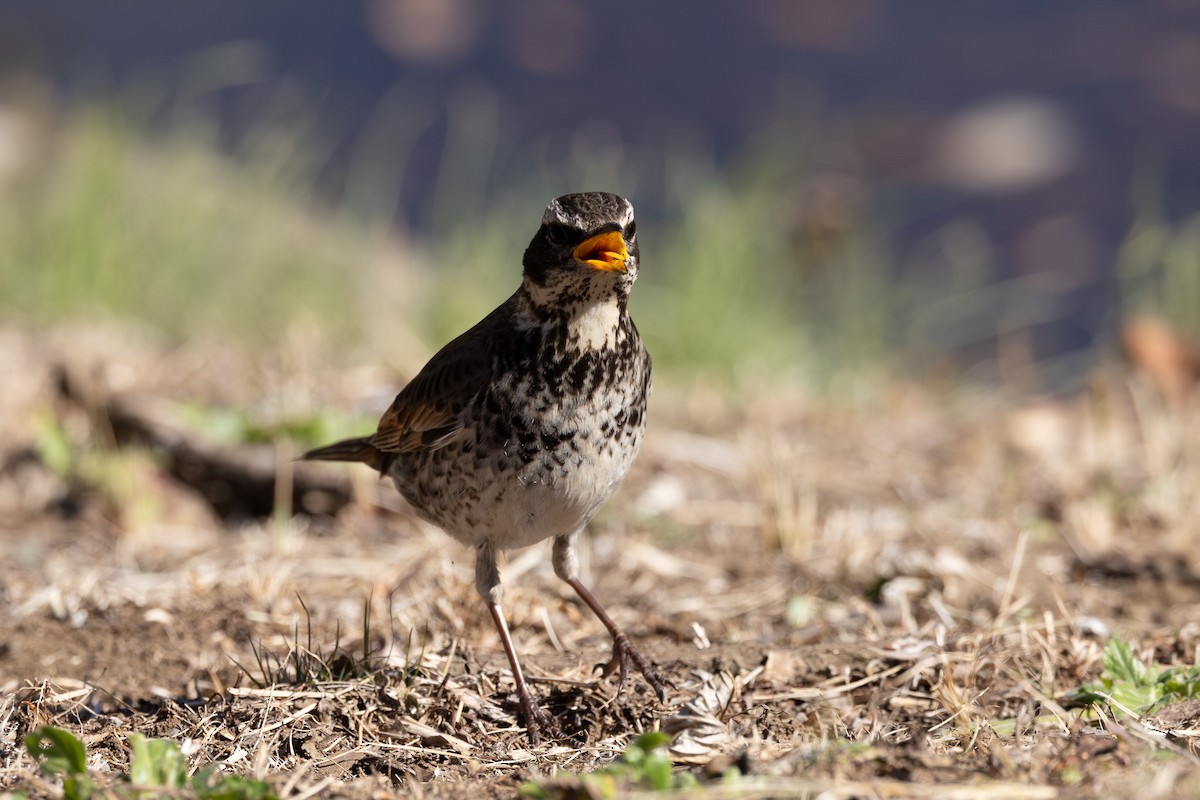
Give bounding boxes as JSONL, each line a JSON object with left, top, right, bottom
{"left": 516, "top": 687, "right": 562, "bottom": 744}
{"left": 595, "top": 631, "right": 669, "bottom": 702}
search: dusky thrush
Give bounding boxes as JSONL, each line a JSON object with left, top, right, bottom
{"left": 304, "top": 191, "right": 665, "bottom": 740}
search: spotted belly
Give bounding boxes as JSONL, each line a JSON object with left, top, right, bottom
{"left": 390, "top": 412, "right": 645, "bottom": 551}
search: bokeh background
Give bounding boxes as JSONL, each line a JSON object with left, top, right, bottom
{"left": 2, "top": 0, "right": 1199, "bottom": 391}
{"left": 7, "top": 7, "right": 1200, "bottom": 794}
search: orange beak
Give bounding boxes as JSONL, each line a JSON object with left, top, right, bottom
{"left": 573, "top": 230, "right": 628, "bottom": 273}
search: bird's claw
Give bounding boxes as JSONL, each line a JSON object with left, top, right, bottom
{"left": 517, "top": 689, "right": 562, "bottom": 744}
{"left": 593, "top": 631, "right": 669, "bottom": 702}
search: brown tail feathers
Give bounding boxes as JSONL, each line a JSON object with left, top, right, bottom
{"left": 303, "top": 436, "right": 388, "bottom": 473}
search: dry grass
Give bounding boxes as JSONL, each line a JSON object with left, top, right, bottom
{"left": 2, "top": 324, "right": 1200, "bottom": 798}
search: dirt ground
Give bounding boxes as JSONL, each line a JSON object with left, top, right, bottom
{"left": 2, "top": 325, "right": 1200, "bottom": 798}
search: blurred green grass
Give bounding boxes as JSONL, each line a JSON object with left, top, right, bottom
{"left": 0, "top": 102, "right": 891, "bottom": 386}
{"left": 3, "top": 100, "right": 1197, "bottom": 390}
{"left": 0, "top": 107, "right": 368, "bottom": 347}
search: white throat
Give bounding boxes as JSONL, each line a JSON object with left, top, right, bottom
{"left": 568, "top": 298, "right": 622, "bottom": 351}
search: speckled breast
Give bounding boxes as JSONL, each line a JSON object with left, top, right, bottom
{"left": 390, "top": 326, "right": 650, "bottom": 550}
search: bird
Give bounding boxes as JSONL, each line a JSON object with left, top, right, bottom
{"left": 303, "top": 191, "right": 665, "bottom": 740}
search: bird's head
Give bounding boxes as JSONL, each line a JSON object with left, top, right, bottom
{"left": 522, "top": 192, "right": 639, "bottom": 304}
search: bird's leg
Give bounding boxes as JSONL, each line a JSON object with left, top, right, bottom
{"left": 475, "top": 541, "right": 560, "bottom": 742}
{"left": 553, "top": 532, "right": 668, "bottom": 702}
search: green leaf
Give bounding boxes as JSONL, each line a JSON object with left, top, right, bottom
{"left": 1107, "top": 681, "right": 1163, "bottom": 715}
{"left": 195, "top": 775, "right": 279, "bottom": 800}
{"left": 128, "top": 734, "right": 188, "bottom": 789}
{"left": 1103, "top": 639, "right": 1153, "bottom": 686}
{"left": 641, "top": 756, "right": 673, "bottom": 791}
{"left": 62, "top": 774, "right": 96, "bottom": 800}
{"left": 619, "top": 743, "right": 645, "bottom": 768}
{"left": 517, "top": 782, "right": 551, "bottom": 800}
{"left": 1162, "top": 666, "right": 1200, "bottom": 700}
{"left": 25, "top": 726, "right": 88, "bottom": 777}
{"left": 585, "top": 773, "right": 618, "bottom": 800}
{"left": 629, "top": 730, "right": 670, "bottom": 755}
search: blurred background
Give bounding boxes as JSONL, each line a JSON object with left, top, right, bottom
{"left": 2, "top": 0, "right": 1199, "bottom": 393}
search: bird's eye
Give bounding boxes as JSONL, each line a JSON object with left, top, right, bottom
{"left": 623, "top": 221, "right": 637, "bottom": 240}
{"left": 546, "top": 223, "right": 568, "bottom": 246}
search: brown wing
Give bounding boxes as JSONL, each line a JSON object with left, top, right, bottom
{"left": 368, "top": 322, "right": 494, "bottom": 454}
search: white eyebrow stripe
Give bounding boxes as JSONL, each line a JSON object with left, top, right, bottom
{"left": 542, "top": 197, "right": 635, "bottom": 230}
